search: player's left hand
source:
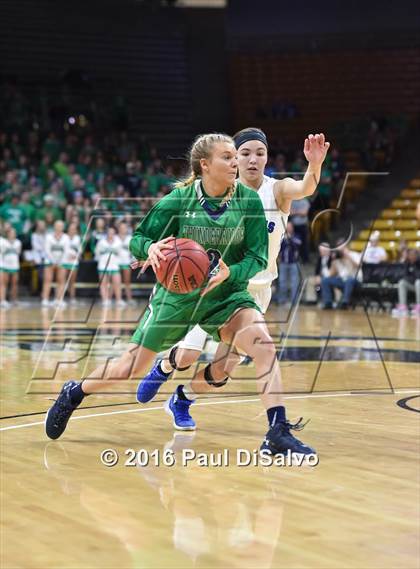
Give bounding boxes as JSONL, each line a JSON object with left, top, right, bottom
{"left": 200, "top": 259, "right": 230, "bottom": 296}
{"left": 304, "top": 133, "right": 330, "bottom": 166}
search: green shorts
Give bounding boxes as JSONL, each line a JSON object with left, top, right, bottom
{"left": 61, "top": 263, "right": 78, "bottom": 270}
{"left": 119, "top": 264, "right": 130, "bottom": 270}
{"left": 130, "top": 284, "right": 260, "bottom": 352}
{"left": 99, "top": 270, "right": 120, "bottom": 275}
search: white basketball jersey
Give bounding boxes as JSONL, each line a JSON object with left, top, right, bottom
{"left": 248, "top": 175, "right": 288, "bottom": 289}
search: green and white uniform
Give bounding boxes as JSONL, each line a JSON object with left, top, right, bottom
{"left": 61, "top": 234, "right": 81, "bottom": 270}
{"left": 0, "top": 237, "right": 22, "bottom": 273}
{"left": 179, "top": 175, "right": 289, "bottom": 350}
{"left": 129, "top": 180, "right": 268, "bottom": 352}
{"left": 44, "top": 232, "right": 70, "bottom": 267}
{"left": 118, "top": 235, "right": 133, "bottom": 270}
{"left": 95, "top": 236, "right": 122, "bottom": 274}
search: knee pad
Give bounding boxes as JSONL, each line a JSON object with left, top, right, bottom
{"left": 204, "top": 364, "right": 228, "bottom": 388}
{"left": 169, "top": 346, "right": 191, "bottom": 372}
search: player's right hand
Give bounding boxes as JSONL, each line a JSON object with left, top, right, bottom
{"left": 142, "top": 236, "right": 174, "bottom": 273}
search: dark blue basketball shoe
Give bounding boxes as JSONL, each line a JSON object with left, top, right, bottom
{"left": 165, "top": 389, "right": 196, "bottom": 431}
{"left": 260, "top": 418, "right": 316, "bottom": 456}
{"left": 136, "top": 362, "right": 170, "bottom": 403}
{"left": 45, "top": 381, "right": 79, "bottom": 439}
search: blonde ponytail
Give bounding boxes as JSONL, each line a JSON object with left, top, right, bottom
{"left": 174, "top": 171, "right": 196, "bottom": 189}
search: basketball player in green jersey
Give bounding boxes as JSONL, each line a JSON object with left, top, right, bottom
{"left": 45, "top": 132, "right": 315, "bottom": 456}
{"left": 137, "top": 129, "right": 329, "bottom": 454}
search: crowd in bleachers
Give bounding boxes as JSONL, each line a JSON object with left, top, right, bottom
{"left": 0, "top": 83, "right": 417, "bottom": 315}
{"left": 0, "top": 123, "right": 182, "bottom": 307}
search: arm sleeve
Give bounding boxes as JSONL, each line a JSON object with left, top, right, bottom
{"left": 129, "top": 191, "right": 181, "bottom": 260}
{"left": 227, "top": 194, "right": 268, "bottom": 287}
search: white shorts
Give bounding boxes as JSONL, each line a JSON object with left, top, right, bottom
{"left": 178, "top": 325, "right": 207, "bottom": 351}
{"left": 176, "top": 286, "right": 272, "bottom": 352}
{"left": 248, "top": 286, "right": 272, "bottom": 314}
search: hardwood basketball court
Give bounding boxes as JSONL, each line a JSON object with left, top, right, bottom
{"left": 1, "top": 301, "right": 419, "bottom": 569}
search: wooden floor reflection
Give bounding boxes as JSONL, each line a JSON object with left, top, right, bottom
{"left": 1, "top": 302, "right": 419, "bottom": 569}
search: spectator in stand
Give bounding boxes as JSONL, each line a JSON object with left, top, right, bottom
{"left": 116, "top": 131, "right": 135, "bottom": 164}
{"left": 42, "top": 132, "right": 61, "bottom": 162}
{"left": 392, "top": 249, "right": 420, "bottom": 318}
{"left": 321, "top": 240, "right": 362, "bottom": 310}
{"left": 42, "top": 220, "right": 70, "bottom": 308}
{"left": 397, "top": 239, "right": 408, "bottom": 262}
{"left": 31, "top": 220, "right": 48, "bottom": 293}
{"left": 90, "top": 217, "right": 107, "bottom": 255}
{"left": 311, "top": 164, "right": 332, "bottom": 212}
{"left": 276, "top": 221, "right": 301, "bottom": 305}
{"left": 36, "top": 194, "right": 63, "bottom": 223}
{"left": 0, "top": 227, "right": 21, "bottom": 307}
{"left": 95, "top": 226, "right": 124, "bottom": 307}
{"left": 0, "top": 193, "right": 27, "bottom": 238}
{"left": 363, "top": 231, "right": 387, "bottom": 264}
{"left": 122, "top": 161, "right": 142, "bottom": 197}
{"left": 312, "top": 242, "right": 333, "bottom": 303}
{"left": 117, "top": 221, "right": 135, "bottom": 305}
{"left": 289, "top": 197, "right": 310, "bottom": 263}
{"left": 290, "top": 151, "right": 306, "bottom": 178}
{"left": 20, "top": 191, "right": 36, "bottom": 230}
{"left": 61, "top": 222, "right": 82, "bottom": 304}
{"left": 44, "top": 211, "right": 56, "bottom": 233}
{"left": 328, "top": 147, "right": 345, "bottom": 200}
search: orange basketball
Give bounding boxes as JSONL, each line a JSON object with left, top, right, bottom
{"left": 155, "top": 238, "right": 210, "bottom": 294}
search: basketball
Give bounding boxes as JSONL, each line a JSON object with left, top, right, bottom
{"left": 155, "top": 238, "right": 210, "bottom": 294}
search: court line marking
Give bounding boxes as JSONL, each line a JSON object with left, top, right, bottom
{"left": 1, "top": 389, "right": 419, "bottom": 432}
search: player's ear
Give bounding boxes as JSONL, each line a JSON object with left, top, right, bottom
{"left": 200, "top": 157, "right": 209, "bottom": 173}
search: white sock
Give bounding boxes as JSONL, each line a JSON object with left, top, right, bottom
{"left": 182, "top": 382, "right": 196, "bottom": 401}
{"left": 160, "top": 359, "right": 173, "bottom": 374}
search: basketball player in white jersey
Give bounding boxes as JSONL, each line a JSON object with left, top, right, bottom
{"left": 137, "top": 128, "right": 330, "bottom": 430}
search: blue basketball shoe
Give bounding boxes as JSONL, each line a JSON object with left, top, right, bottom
{"left": 260, "top": 418, "right": 316, "bottom": 456}
{"left": 45, "top": 380, "right": 79, "bottom": 439}
{"left": 136, "top": 362, "right": 171, "bottom": 403}
{"left": 164, "top": 387, "right": 196, "bottom": 431}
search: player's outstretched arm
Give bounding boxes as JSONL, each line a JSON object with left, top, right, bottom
{"left": 274, "top": 133, "right": 330, "bottom": 211}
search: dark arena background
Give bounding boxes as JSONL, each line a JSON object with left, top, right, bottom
{"left": 1, "top": 1, "right": 419, "bottom": 568}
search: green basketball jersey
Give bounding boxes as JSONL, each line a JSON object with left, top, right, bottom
{"left": 130, "top": 180, "right": 268, "bottom": 295}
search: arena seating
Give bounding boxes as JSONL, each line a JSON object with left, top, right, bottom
{"left": 350, "top": 180, "right": 420, "bottom": 259}
{"left": 352, "top": 262, "right": 414, "bottom": 310}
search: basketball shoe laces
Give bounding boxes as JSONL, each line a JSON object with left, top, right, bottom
{"left": 267, "top": 417, "right": 311, "bottom": 448}
{"left": 51, "top": 389, "right": 75, "bottom": 426}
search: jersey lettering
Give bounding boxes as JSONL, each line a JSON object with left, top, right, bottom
{"left": 267, "top": 221, "right": 276, "bottom": 234}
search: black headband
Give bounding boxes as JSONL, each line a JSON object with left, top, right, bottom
{"left": 234, "top": 129, "right": 268, "bottom": 150}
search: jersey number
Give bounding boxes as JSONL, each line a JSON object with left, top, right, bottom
{"left": 206, "top": 249, "right": 222, "bottom": 277}
{"left": 267, "top": 221, "right": 276, "bottom": 234}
